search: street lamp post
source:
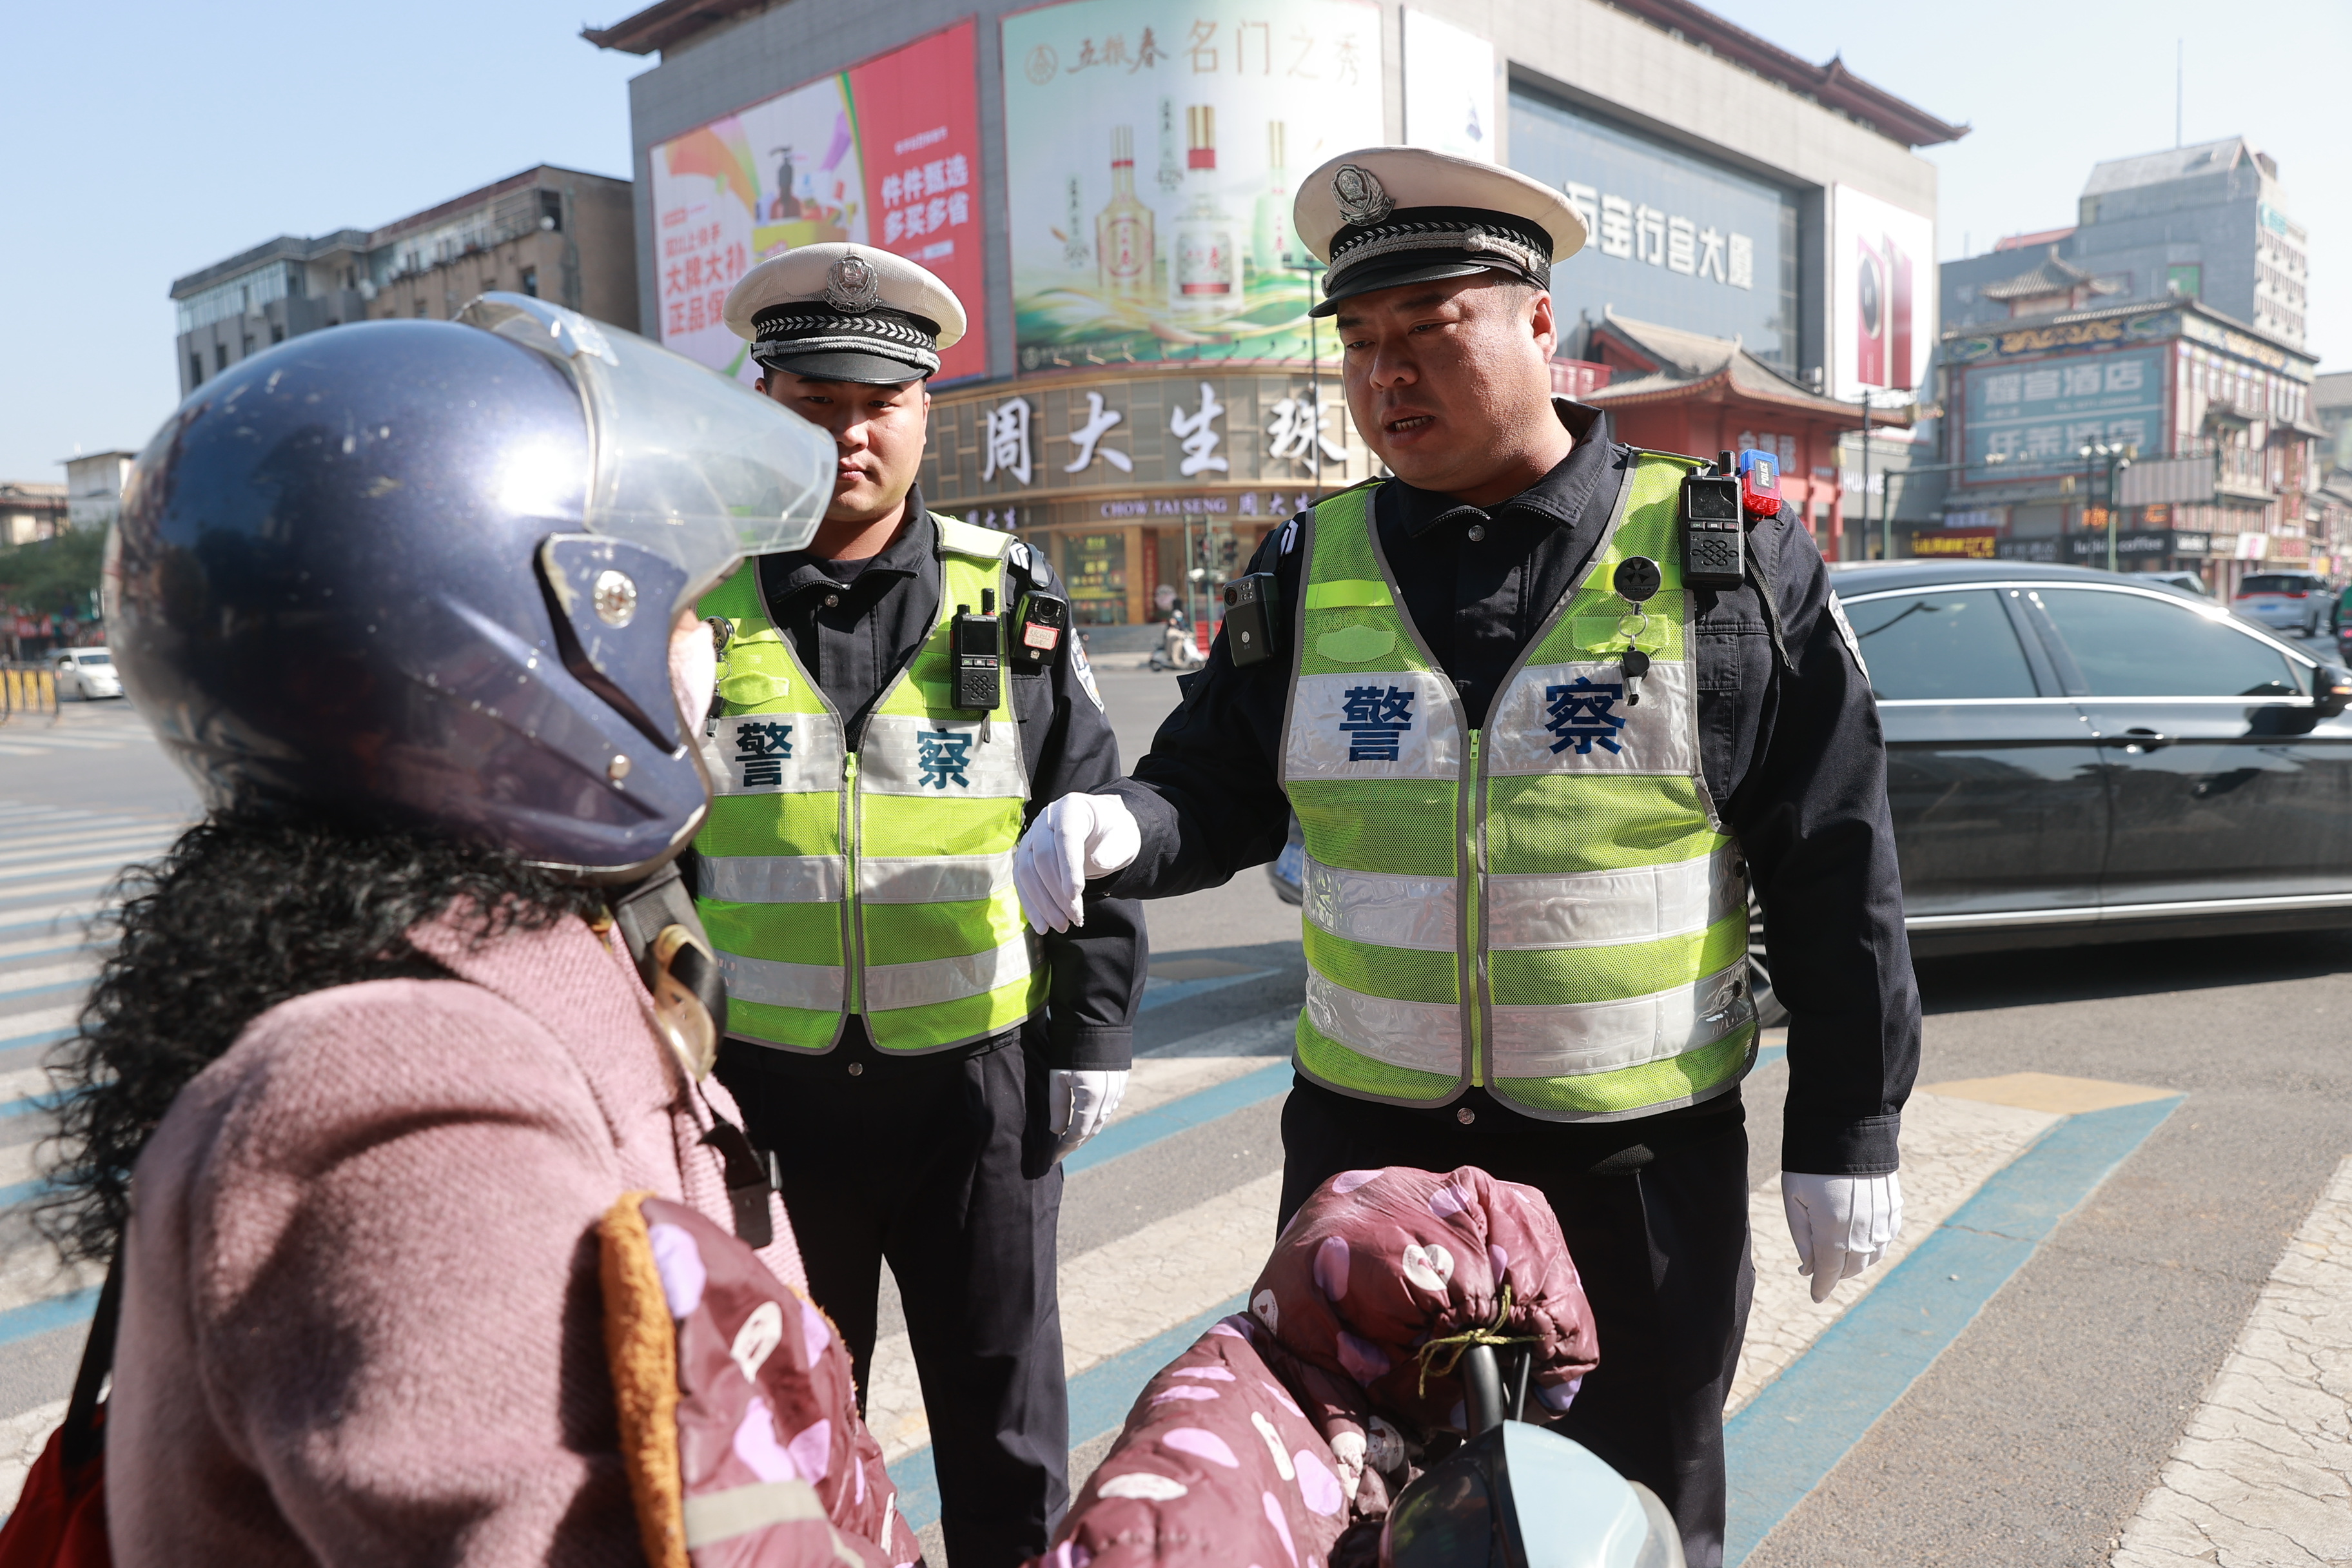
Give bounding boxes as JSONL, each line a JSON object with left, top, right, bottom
{"left": 2077, "top": 440, "right": 2139, "bottom": 573}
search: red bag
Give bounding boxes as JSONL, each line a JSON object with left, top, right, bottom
{"left": 0, "top": 1261, "right": 118, "bottom": 1568}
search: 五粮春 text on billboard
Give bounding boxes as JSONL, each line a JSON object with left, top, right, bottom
{"left": 1001, "top": 0, "right": 1384, "bottom": 368}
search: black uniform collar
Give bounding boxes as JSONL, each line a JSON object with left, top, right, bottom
{"left": 760, "top": 485, "right": 934, "bottom": 603}
{"left": 1395, "top": 398, "right": 1613, "bottom": 540}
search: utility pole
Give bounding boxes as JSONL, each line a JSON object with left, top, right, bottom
{"left": 1859, "top": 391, "right": 1874, "bottom": 560}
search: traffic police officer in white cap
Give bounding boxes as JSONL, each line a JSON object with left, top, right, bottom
{"left": 696, "top": 243, "right": 1146, "bottom": 1567}
{"left": 1014, "top": 151, "right": 1918, "bottom": 1567}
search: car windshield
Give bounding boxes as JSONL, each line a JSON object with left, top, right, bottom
{"left": 75, "top": 651, "right": 112, "bottom": 666}
{"left": 2236, "top": 576, "right": 2312, "bottom": 594}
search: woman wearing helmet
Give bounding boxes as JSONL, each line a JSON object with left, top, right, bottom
{"left": 28, "top": 299, "right": 893, "bottom": 1563}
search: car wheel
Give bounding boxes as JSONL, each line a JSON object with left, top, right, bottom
{"left": 1747, "top": 893, "right": 1788, "bottom": 1029}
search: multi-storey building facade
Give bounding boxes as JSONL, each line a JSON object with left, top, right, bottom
{"left": 1917, "top": 139, "right": 2325, "bottom": 589}
{"left": 589, "top": 0, "right": 1962, "bottom": 627}
{"left": 169, "top": 167, "right": 638, "bottom": 398}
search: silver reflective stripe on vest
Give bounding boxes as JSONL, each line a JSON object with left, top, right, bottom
{"left": 718, "top": 949, "right": 847, "bottom": 1012}
{"left": 1303, "top": 858, "right": 1458, "bottom": 951}
{"left": 1487, "top": 847, "right": 1743, "bottom": 950}
{"left": 1489, "top": 961, "right": 1754, "bottom": 1078}
{"left": 858, "top": 712, "right": 1026, "bottom": 798}
{"left": 1484, "top": 659, "right": 1698, "bottom": 777}
{"left": 1284, "top": 670, "right": 1462, "bottom": 780}
{"left": 864, "top": 931, "right": 1039, "bottom": 1012}
{"left": 697, "top": 854, "right": 845, "bottom": 905}
{"left": 1304, "top": 971, "right": 1461, "bottom": 1075}
{"left": 859, "top": 850, "right": 1016, "bottom": 905}
{"left": 701, "top": 714, "right": 848, "bottom": 797}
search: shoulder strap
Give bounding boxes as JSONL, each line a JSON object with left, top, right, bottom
{"left": 59, "top": 1250, "right": 122, "bottom": 1471}
{"left": 932, "top": 513, "right": 1015, "bottom": 563}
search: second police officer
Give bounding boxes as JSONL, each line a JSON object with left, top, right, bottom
{"left": 1014, "top": 149, "right": 1919, "bottom": 1568}
{"left": 693, "top": 244, "right": 1147, "bottom": 1568}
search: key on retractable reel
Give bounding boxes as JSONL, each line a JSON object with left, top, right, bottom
{"left": 1611, "top": 554, "right": 1660, "bottom": 706}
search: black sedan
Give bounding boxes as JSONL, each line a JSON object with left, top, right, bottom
{"left": 1272, "top": 561, "right": 2352, "bottom": 1023}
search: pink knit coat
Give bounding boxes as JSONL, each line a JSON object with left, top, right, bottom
{"left": 106, "top": 910, "right": 808, "bottom": 1566}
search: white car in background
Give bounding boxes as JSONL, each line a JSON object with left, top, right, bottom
{"left": 52, "top": 647, "right": 122, "bottom": 700}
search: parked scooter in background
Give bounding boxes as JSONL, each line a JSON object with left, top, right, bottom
{"left": 1149, "top": 606, "right": 1206, "bottom": 671}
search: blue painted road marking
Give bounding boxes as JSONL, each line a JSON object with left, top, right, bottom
{"left": 1062, "top": 1060, "right": 1291, "bottom": 1175}
{"left": 1722, "top": 1094, "right": 2183, "bottom": 1565}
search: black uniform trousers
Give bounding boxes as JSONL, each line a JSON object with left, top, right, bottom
{"left": 1279, "top": 1078, "right": 1754, "bottom": 1568}
{"left": 719, "top": 1018, "right": 1069, "bottom": 1568}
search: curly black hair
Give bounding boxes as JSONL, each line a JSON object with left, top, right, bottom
{"left": 36, "top": 804, "right": 610, "bottom": 1266}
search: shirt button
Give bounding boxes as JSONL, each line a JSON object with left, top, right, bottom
{"left": 847, "top": 1062, "right": 864, "bottom": 1076}
{"left": 1466, "top": 524, "right": 1487, "bottom": 542}
{"left": 824, "top": 593, "right": 841, "bottom": 608}
{"left": 1456, "top": 1106, "right": 1476, "bottom": 1125}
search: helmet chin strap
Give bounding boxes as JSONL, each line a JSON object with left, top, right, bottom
{"left": 609, "top": 860, "right": 779, "bottom": 1249}
{"left": 609, "top": 860, "right": 728, "bottom": 1079}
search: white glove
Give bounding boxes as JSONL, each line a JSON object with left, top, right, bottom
{"left": 1780, "top": 1171, "right": 1903, "bottom": 1304}
{"left": 1047, "top": 1068, "right": 1130, "bottom": 1162}
{"left": 1012, "top": 793, "right": 1141, "bottom": 934}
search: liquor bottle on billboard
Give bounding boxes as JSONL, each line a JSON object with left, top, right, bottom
{"left": 1175, "top": 105, "right": 1241, "bottom": 318}
{"left": 1096, "top": 125, "right": 1154, "bottom": 301}
{"left": 1854, "top": 233, "right": 1885, "bottom": 388}
{"left": 1253, "top": 121, "right": 1297, "bottom": 280}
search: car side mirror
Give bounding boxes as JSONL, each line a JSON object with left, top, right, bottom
{"left": 2316, "top": 664, "right": 2352, "bottom": 720}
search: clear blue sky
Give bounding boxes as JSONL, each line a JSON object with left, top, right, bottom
{"left": 3, "top": 0, "right": 2344, "bottom": 480}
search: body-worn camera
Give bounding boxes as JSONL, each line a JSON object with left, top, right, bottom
{"left": 1222, "top": 571, "right": 1283, "bottom": 668}
{"left": 1011, "top": 588, "right": 1070, "bottom": 672}
{"left": 1680, "top": 453, "right": 1745, "bottom": 589}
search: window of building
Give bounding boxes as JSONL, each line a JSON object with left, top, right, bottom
{"left": 538, "top": 191, "right": 564, "bottom": 233}
{"left": 521, "top": 266, "right": 539, "bottom": 298}
{"left": 270, "top": 324, "right": 285, "bottom": 344}
{"left": 241, "top": 335, "right": 255, "bottom": 355}
{"left": 189, "top": 353, "right": 203, "bottom": 387}
{"left": 215, "top": 344, "right": 229, "bottom": 371}
{"left": 415, "top": 300, "right": 428, "bottom": 317}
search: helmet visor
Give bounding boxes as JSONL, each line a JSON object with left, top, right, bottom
{"left": 459, "top": 293, "right": 831, "bottom": 601}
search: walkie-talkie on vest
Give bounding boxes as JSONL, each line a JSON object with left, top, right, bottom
{"left": 1680, "top": 453, "right": 1745, "bottom": 589}
{"left": 1611, "top": 555, "right": 1660, "bottom": 705}
{"left": 954, "top": 589, "right": 1003, "bottom": 710}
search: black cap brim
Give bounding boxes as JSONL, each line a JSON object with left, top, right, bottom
{"left": 1310, "top": 258, "right": 1528, "bottom": 318}
{"left": 754, "top": 349, "right": 930, "bottom": 386}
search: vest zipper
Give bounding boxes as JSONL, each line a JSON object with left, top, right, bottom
{"left": 842, "top": 750, "right": 864, "bottom": 1017}
{"left": 1465, "top": 728, "right": 1486, "bottom": 1087}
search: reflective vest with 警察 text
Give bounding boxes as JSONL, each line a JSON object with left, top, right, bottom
{"left": 1278, "top": 458, "right": 1755, "bottom": 1119}
{"left": 691, "top": 514, "right": 1046, "bottom": 1054}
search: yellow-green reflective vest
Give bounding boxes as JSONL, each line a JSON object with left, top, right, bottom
{"left": 692, "top": 514, "right": 1046, "bottom": 1055}
{"left": 1280, "top": 456, "right": 1756, "bottom": 1120}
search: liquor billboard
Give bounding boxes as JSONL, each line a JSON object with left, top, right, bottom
{"left": 1829, "top": 184, "right": 1935, "bottom": 402}
{"left": 648, "top": 21, "right": 988, "bottom": 383}
{"left": 1001, "top": 0, "right": 1383, "bottom": 368}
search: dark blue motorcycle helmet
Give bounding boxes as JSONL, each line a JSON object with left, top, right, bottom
{"left": 106, "top": 294, "right": 830, "bottom": 879}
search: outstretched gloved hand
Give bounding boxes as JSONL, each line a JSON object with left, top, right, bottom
{"left": 1012, "top": 793, "right": 1141, "bottom": 933}
{"left": 1047, "top": 1068, "right": 1130, "bottom": 1162}
{"left": 1780, "top": 1171, "right": 1903, "bottom": 1304}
